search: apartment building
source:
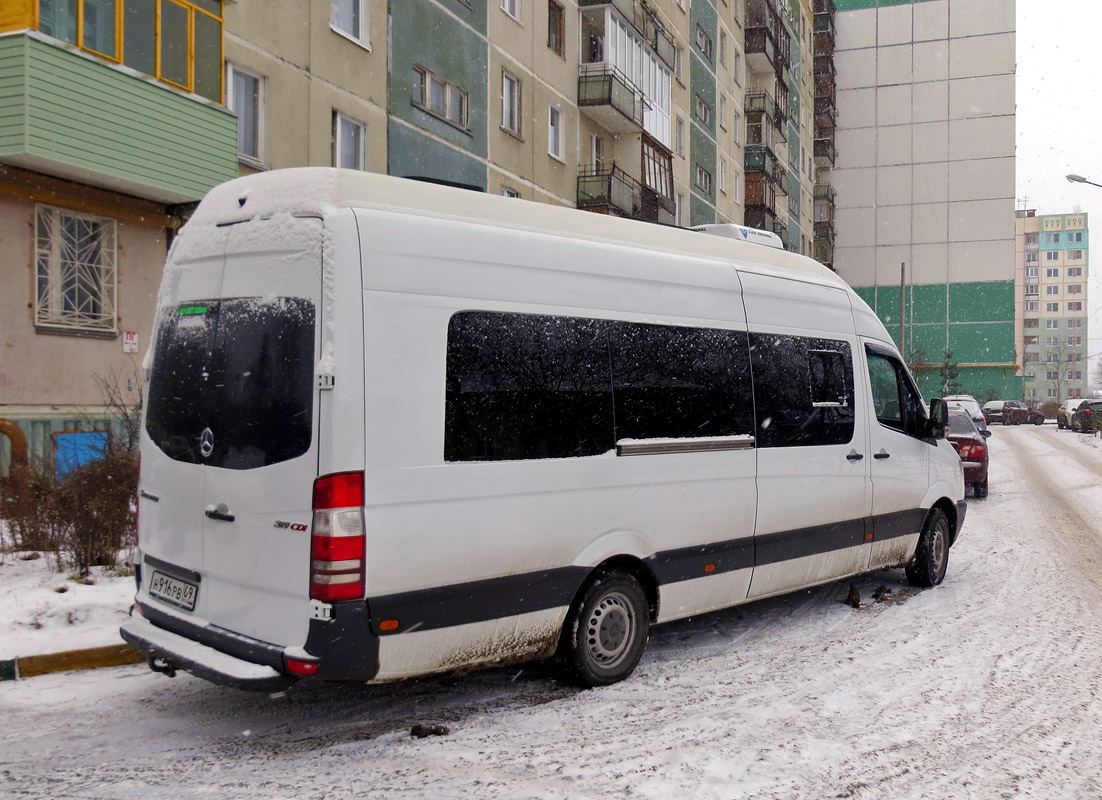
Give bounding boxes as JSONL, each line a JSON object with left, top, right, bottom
{"left": 830, "top": 0, "right": 1018, "bottom": 401}
{"left": 1016, "top": 210, "right": 1090, "bottom": 404}
{"left": 0, "top": 0, "right": 237, "bottom": 471}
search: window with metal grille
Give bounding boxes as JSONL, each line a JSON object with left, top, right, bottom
{"left": 35, "top": 205, "right": 117, "bottom": 334}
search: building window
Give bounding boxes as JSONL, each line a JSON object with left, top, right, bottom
{"left": 1046, "top": 268, "right": 1059, "bottom": 278}
{"left": 1046, "top": 251, "right": 1059, "bottom": 261}
{"left": 1069, "top": 266, "right": 1083, "bottom": 276}
{"left": 333, "top": 111, "right": 366, "bottom": 170}
{"left": 548, "top": 1, "right": 564, "bottom": 55}
{"left": 1068, "top": 301, "right": 1083, "bottom": 311}
{"left": 695, "top": 95, "right": 712, "bottom": 126}
{"left": 1025, "top": 301, "right": 1039, "bottom": 312}
{"left": 1025, "top": 284, "right": 1039, "bottom": 296}
{"left": 1069, "top": 319, "right": 1083, "bottom": 328}
{"left": 1045, "top": 302, "right": 1058, "bottom": 312}
{"left": 501, "top": 187, "right": 520, "bottom": 198}
{"left": 548, "top": 105, "right": 564, "bottom": 160}
{"left": 1054, "top": 233, "right": 1061, "bottom": 243}
{"left": 591, "top": 134, "right": 604, "bottom": 170}
{"left": 412, "top": 66, "right": 469, "bottom": 129}
{"left": 732, "top": 110, "right": 741, "bottom": 144}
{"left": 227, "top": 64, "right": 263, "bottom": 164}
{"left": 695, "top": 164, "right": 712, "bottom": 195}
{"left": 35, "top": 205, "right": 117, "bottom": 334}
{"left": 502, "top": 0, "right": 521, "bottom": 22}
{"left": 1046, "top": 337, "right": 1059, "bottom": 346}
{"left": 719, "top": 94, "right": 727, "bottom": 130}
{"left": 675, "top": 117, "right": 685, "bottom": 157}
{"left": 1046, "top": 286, "right": 1060, "bottom": 295}
{"left": 36, "top": 0, "right": 224, "bottom": 101}
{"left": 1069, "top": 336, "right": 1083, "bottom": 346}
{"left": 719, "top": 29, "right": 728, "bottom": 66}
{"left": 1068, "top": 284, "right": 1083, "bottom": 294}
{"left": 1070, "top": 251, "right": 1083, "bottom": 261}
{"left": 1026, "top": 266, "right": 1038, "bottom": 277}
{"left": 1070, "top": 371, "right": 1082, "bottom": 381}
{"left": 732, "top": 51, "right": 742, "bottom": 87}
{"left": 1025, "top": 252, "right": 1038, "bottom": 263}
{"left": 1046, "top": 320, "right": 1060, "bottom": 329}
{"left": 331, "top": 0, "right": 368, "bottom": 44}
{"left": 695, "top": 25, "right": 713, "bottom": 61}
{"left": 1073, "top": 231, "right": 1083, "bottom": 242}
{"left": 676, "top": 192, "right": 685, "bottom": 226}
{"left": 502, "top": 71, "right": 522, "bottom": 136}
{"left": 719, "top": 158, "right": 727, "bottom": 195}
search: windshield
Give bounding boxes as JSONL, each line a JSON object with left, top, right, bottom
{"left": 145, "top": 298, "right": 316, "bottom": 470}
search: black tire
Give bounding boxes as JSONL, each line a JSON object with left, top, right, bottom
{"left": 557, "top": 570, "right": 649, "bottom": 687}
{"left": 906, "top": 508, "right": 951, "bottom": 587}
{"left": 974, "top": 479, "right": 988, "bottom": 499}
{"left": 1058, "top": 418, "right": 1065, "bottom": 429}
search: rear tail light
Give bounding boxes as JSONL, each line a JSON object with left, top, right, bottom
{"left": 310, "top": 472, "right": 365, "bottom": 602}
{"left": 958, "top": 442, "right": 987, "bottom": 462}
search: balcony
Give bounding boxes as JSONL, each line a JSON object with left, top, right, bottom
{"left": 813, "top": 237, "right": 834, "bottom": 270}
{"left": 579, "top": 0, "right": 675, "bottom": 70}
{"left": 814, "top": 182, "right": 836, "bottom": 225}
{"left": 814, "top": 221, "right": 835, "bottom": 244}
{"left": 814, "top": 137, "right": 836, "bottom": 168}
{"left": 0, "top": 31, "right": 237, "bottom": 203}
{"left": 578, "top": 64, "right": 644, "bottom": 133}
{"left": 814, "top": 0, "right": 836, "bottom": 13}
{"left": 745, "top": 27, "right": 777, "bottom": 75}
{"left": 814, "top": 11, "right": 836, "bottom": 57}
{"left": 577, "top": 164, "right": 674, "bottom": 225}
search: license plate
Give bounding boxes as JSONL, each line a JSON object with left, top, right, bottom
{"left": 148, "top": 570, "right": 199, "bottom": 612}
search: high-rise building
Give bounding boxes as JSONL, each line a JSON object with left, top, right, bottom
{"left": 1015, "top": 210, "right": 1090, "bottom": 404}
{"left": 830, "top": 0, "right": 1018, "bottom": 401}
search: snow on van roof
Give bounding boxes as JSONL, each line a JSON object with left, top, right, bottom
{"left": 187, "top": 168, "right": 849, "bottom": 291}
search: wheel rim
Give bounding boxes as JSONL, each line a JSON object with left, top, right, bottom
{"left": 585, "top": 591, "right": 637, "bottom": 670}
{"left": 930, "top": 521, "right": 948, "bottom": 576}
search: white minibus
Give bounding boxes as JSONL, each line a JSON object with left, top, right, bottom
{"left": 122, "top": 168, "right": 966, "bottom": 690}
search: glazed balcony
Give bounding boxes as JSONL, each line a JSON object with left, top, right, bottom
{"left": 746, "top": 91, "right": 787, "bottom": 147}
{"left": 578, "top": 64, "right": 644, "bottom": 133}
{"left": 745, "top": 144, "right": 787, "bottom": 187}
{"left": 814, "top": 183, "right": 836, "bottom": 224}
{"left": 578, "top": 0, "right": 675, "bottom": 70}
{"left": 813, "top": 237, "right": 834, "bottom": 270}
{"left": 0, "top": 31, "right": 236, "bottom": 203}
{"left": 814, "top": 11, "right": 836, "bottom": 57}
{"left": 814, "top": 221, "right": 835, "bottom": 245}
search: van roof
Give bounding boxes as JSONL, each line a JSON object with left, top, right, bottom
{"left": 186, "top": 168, "right": 851, "bottom": 292}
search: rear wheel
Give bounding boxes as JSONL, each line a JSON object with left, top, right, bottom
{"left": 974, "top": 479, "right": 988, "bottom": 499}
{"left": 557, "top": 570, "right": 649, "bottom": 687}
{"left": 906, "top": 508, "right": 951, "bottom": 587}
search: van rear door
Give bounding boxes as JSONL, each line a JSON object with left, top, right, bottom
{"left": 142, "top": 216, "right": 324, "bottom": 648}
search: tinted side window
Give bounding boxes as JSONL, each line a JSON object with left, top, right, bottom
{"left": 750, "top": 334, "right": 855, "bottom": 447}
{"left": 608, "top": 323, "right": 753, "bottom": 441}
{"left": 146, "top": 298, "right": 316, "bottom": 469}
{"left": 866, "top": 349, "right": 925, "bottom": 438}
{"left": 445, "top": 312, "right": 615, "bottom": 461}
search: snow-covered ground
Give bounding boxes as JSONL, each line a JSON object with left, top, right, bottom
{"left": 0, "top": 551, "right": 135, "bottom": 659}
{"left": 2, "top": 424, "right": 1102, "bottom": 799}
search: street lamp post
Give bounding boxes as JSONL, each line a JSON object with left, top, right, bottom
{"left": 1066, "top": 174, "right": 1102, "bottom": 189}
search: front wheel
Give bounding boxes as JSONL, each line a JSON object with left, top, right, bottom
{"left": 906, "top": 508, "right": 951, "bottom": 587}
{"left": 557, "top": 570, "right": 649, "bottom": 687}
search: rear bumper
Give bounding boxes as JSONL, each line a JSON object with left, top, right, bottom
{"left": 121, "top": 616, "right": 293, "bottom": 692}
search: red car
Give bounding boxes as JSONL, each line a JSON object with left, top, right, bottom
{"left": 947, "top": 410, "right": 990, "bottom": 498}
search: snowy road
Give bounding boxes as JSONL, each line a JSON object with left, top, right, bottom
{"left": 3, "top": 425, "right": 1102, "bottom": 800}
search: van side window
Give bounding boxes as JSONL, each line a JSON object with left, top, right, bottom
{"left": 444, "top": 312, "right": 754, "bottom": 461}
{"left": 444, "top": 312, "right": 614, "bottom": 461}
{"left": 866, "top": 349, "right": 925, "bottom": 438}
{"left": 607, "top": 322, "right": 753, "bottom": 442}
{"left": 750, "top": 334, "right": 855, "bottom": 447}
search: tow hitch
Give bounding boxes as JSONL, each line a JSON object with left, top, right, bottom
{"left": 149, "top": 653, "right": 178, "bottom": 678}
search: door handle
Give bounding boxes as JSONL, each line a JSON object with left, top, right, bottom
{"left": 846, "top": 450, "right": 864, "bottom": 461}
{"left": 205, "top": 503, "right": 236, "bottom": 522}
{"left": 873, "top": 450, "right": 891, "bottom": 460}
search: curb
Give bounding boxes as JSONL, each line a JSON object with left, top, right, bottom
{"left": 0, "top": 644, "right": 142, "bottom": 682}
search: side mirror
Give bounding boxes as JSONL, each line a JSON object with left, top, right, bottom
{"left": 926, "top": 398, "right": 948, "bottom": 440}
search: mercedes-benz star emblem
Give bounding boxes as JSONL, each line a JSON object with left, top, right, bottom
{"left": 199, "top": 427, "right": 215, "bottom": 459}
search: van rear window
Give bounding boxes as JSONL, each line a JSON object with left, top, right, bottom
{"left": 146, "top": 298, "right": 316, "bottom": 470}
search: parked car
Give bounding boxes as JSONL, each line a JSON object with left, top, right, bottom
{"left": 944, "top": 394, "right": 987, "bottom": 432}
{"left": 1058, "top": 398, "right": 1088, "bottom": 429}
{"left": 982, "top": 400, "right": 1039, "bottom": 425}
{"left": 1018, "top": 402, "right": 1045, "bottom": 425}
{"left": 1070, "top": 401, "right": 1102, "bottom": 433}
{"left": 947, "top": 410, "right": 991, "bottom": 498}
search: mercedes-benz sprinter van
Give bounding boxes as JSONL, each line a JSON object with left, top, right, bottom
{"left": 122, "top": 168, "right": 966, "bottom": 691}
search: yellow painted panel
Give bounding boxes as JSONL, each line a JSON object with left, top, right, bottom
{"left": 0, "top": 0, "right": 34, "bottom": 34}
